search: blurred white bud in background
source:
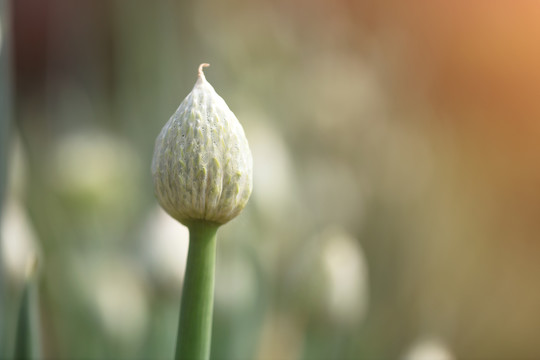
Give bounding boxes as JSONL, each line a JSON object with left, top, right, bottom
{"left": 244, "top": 116, "right": 296, "bottom": 223}
{"left": 1, "top": 199, "right": 40, "bottom": 283}
{"left": 286, "top": 227, "right": 369, "bottom": 327}
{"left": 1, "top": 137, "right": 40, "bottom": 283}
{"left": 51, "top": 132, "right": 140, "bottom": 209}
{"left": 322, "top": 229, "right": 369, "bottom": 325}
{"left": 76, "top": 258, "right": 148, "bottom": 344}
{"left": 140, "top": 206, "right": 189, "bottom": 287}
{"left": 402, "top": 336, "right": 455, "bottom": 360}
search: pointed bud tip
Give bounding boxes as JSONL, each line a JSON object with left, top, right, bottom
{"left": 198, "top": 63, "right": 210, "bottom": 80}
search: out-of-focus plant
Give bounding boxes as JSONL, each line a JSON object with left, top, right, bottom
{"left": 280, "top": 227, "right": 369, "bottom": 359}
{"left": 141, "top": 206, "right": 189, "bottom": 289}
{"left": 1, "top": 138, "right": 42, "bottom": 359}
{"left": 0, "top": 0, "right": 13, "bottom": 353}
{"left": 51, "top": 132, "right": 141, "bottom": 218}
{"left": 13, "top": 256, "right": 41, "bottom": 360}
{"left": 152, "top": 64, "right": 253, "bottom": 360}
{"left": 402, "top": 337, "right": 455, "bottom": 360}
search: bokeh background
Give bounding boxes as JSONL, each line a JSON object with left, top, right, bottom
{"left": 2, "top": 0, "right": 540, "bottom": 359}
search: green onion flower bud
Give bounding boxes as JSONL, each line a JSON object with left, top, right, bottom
{"left": 152, "top": 64, "right": 253, "bottom": 226}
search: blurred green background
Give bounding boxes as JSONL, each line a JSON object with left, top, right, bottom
{"left": 2, "top": 0, "right": 540, "bottom": 359}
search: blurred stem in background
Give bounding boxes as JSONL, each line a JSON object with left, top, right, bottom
{"left": 14, "top": 258, "right": 42, "bottom": 360}
{"left": 0, "top": 0, "right": 13, "bottom": 355}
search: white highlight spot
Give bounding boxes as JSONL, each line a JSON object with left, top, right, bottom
{"left": 1, "top": 200, "right": 39, "bottom": 283}
{"left": 403, "top": 337, "right": 455, "bottom": 360}
{"left": 142, "top": 206, "right": 189, "bottom": 286}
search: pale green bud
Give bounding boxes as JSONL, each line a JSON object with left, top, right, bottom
{"left": 152, "top": 64, "right": 253, "bottom": 226}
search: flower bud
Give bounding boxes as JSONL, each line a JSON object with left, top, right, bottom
{"left": 152, "top": 64, "right": 253, "bottom": 226}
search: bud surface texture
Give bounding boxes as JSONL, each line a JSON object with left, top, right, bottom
{"left": 152, "top": 65, "right": 252, "bottom": 225}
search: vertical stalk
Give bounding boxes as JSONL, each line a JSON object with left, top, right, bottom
{"left": 175, "top": 221, "right": 219, "bottom": 360}
{"left": 14, "top": 281, "right": 32, "bottom": 359}
{"left": 14, "top": 260, "right": 42, "bottom": 360}
{"left": 0, "top": 0, "right": 13, "bottom": 355}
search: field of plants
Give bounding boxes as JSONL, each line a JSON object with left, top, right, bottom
{"left": 2, "top": 0, "right": 540, "bottom": 359}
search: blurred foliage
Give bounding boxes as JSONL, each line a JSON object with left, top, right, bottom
{"left": 2, "top": 0, "right": 540, "bottom": 359}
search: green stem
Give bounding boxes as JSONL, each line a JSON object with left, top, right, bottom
{"left": 0, "top": 0, "right": 14, "bottom": 353}
{"left": 175, "top": 221, "right": 219, "bottom": 360}
{"left": 14, "top": 268, "right": 42, "bottom": 360}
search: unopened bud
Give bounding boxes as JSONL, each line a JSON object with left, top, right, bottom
{"left": 152, "top": 64, "right": 253, "bottom": 226}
